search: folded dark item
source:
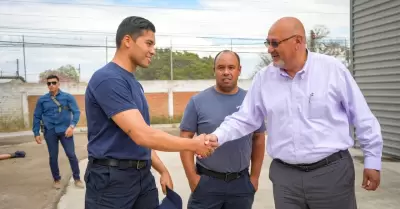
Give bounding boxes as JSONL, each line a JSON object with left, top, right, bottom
{"left": 159, "top": 187, "right": 183, "bottom": 209}
{"left": 11, "top": 151, "right": 26, "bottom": 158}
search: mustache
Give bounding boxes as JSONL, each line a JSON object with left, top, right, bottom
{"left": 221, "top": 76, "right": 232, "bottom": 80}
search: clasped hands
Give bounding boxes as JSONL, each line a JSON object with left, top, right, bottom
{"left": 193, "top": 134, "right": 219, "bottom": 158}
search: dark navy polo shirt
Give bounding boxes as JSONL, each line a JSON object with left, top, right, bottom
{"left": 85, "top": 62, "right": 151, "bottom": 160}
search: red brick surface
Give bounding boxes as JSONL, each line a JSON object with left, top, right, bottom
{"left": 27, "top": 92, "right": 199, "bottom": 127}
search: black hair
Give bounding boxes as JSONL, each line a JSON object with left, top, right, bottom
{"left": 115, "top": 16, "right": 156, "bottom": 49}
{"left": 213, "top": 50, "right": 241, "bottom": 67}
{"left": 46, "top": 74, "right": 59, "bottom": 81}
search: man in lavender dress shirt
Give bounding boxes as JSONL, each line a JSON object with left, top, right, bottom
{"left": 206, "top": 17, "right": 383, "bottom": 209}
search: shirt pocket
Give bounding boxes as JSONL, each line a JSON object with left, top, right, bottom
{"left": 307, "top": 95, "right": 328, "bottom": 119}
{"left": 42, "top": 100, "right": 57, "bottom": 115}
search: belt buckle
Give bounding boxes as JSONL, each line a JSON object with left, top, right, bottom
{"left": 224, "top": 172, "right": 239, "bottom": 182}
{"left": 136, "top": 160, "right": 145, "bottom": 169}
{"left": 224, "top": 172, "right": 231, "bottom": 182}
{"left": 109, "top": 159, "right": 119, "bottom": 167}
{"left": 299, "top": 165, "right": 309, "bottom": 172}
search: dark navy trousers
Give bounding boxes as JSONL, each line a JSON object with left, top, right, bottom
{"left": 84, "top": 159, "right": 159, "bottom": 209}
{"left": 44, "top": 128, "right": 80, "bottom": 181}
{"left": 188, "top": 170, "right": 256, "bottom": 209}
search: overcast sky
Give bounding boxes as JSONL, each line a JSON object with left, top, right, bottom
{"left": 0, "top": 0, "right": 350, "bottom": 82}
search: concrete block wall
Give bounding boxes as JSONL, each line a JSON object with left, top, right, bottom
{"left": 0, "top": 79, "right": 252, "bottom": 128}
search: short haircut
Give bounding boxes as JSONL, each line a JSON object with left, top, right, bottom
{"left": 46, "top": 74, "right": 59, "bottom": 81}
{"left": 115, "top": 16, "right": 156, "bottom": 49}
{"left": 214, "top": 50, "right": 241, "bottom": 67}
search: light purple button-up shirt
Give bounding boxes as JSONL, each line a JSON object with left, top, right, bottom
{"left": 212, "top": 51, "right": 383, "bottom": 170}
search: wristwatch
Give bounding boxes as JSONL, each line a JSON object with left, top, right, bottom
{"left": 70, "top": 125, "right": 75, "bottom": 129}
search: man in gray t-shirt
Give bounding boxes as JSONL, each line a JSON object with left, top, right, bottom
{"left": 179, "top": 50, "right": 266, "bottom": 209}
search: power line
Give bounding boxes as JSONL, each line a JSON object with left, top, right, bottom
{"left": 0, "top": 12, "right": 86, "bottom": 20}
{"left": 0, "top": 37, "right": 349, "bottom": 49}
{"left": 0, "top": 0, "right": 349, "bottom": 15}
{"left": 0, "top": 29, "right": 350, "bottom": 42}
{"left": 0, "top": 1, "right": 350, "bottom": 41}
{"left": 0, "top": 26, "right": 270, "bottom": 40}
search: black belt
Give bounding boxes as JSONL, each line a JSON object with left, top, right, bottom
{"left": 196, "top": 164, "right": 248, "bottom": 182}
{"left": 275, "top": 150, "right": 349, "bottom": 172}
{"left": 89, "top": 157, "right": 148, "bottom": 169}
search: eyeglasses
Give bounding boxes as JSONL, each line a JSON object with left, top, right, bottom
{"left": 47, "top": 81, "right": 57, "bottom": 86}
{"left": 264, "top": 35, "right": 298, "bottom": 48}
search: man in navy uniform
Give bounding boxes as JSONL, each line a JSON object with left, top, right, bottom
{"left": 180, "top": 50, "right": 266, "bottom": 209}
{"left": 32, "top": 74, "right": 83, "bottom": 189}
{"left": 84, "top": 16, "right": 217, "bottom": 209}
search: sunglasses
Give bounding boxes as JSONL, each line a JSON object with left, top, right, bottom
{"left": 264, "top": 35, "right": 298, "bottom": 48}
{"left": 47, "top": 81, "right": 57, "bottom": 86}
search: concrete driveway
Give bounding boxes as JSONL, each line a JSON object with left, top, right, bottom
{"left": 58, "top": 148, "right": 400, "bottom": 209}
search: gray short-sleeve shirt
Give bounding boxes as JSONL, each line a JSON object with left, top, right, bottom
{"left": 180, "top": 86, "right": 266, "bottom": 173}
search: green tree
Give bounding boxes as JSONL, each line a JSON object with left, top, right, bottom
{"left": 39, "top": 64, "right": 79, "bottom": 83}
{"left": 134, "top": 48, "right": 215, "bottom": 80}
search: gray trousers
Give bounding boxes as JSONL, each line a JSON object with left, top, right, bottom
{"left": 269, "top": 150, "right": 357, "bottom": 209}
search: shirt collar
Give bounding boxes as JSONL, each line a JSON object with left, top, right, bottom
{"left": 279, "top": 49, "right": 311, "bottom": 80}
{"left": 47, "top": 90, "right": 62, "bottom": 97}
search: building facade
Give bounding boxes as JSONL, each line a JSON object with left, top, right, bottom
{"left": 350, "top": 0, "right": 400, "bottom": 158}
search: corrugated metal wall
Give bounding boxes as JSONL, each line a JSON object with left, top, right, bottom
{"left": 350, "top": 0, "right": 400, "bottom": 158}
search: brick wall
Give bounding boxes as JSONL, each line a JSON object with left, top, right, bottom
{"left": 27, "top": 95, "right": 87, "bottom": 127}
{"left": 27, "top": 93, "right": 177, "bottom": 127}
{"left": 0, "top": 79, "right": 252, "bottom": 129}
{"left": 145, "top": 93, "right": 169, "bottom": 117}
{"left": 173, "top": 92, "right": 198, "bottom": 117}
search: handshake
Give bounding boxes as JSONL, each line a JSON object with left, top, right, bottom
{"left": 192, "top": 134, "right": 219, "bottom": 158}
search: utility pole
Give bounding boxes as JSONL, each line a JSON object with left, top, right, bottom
{"left": 310, "top": 30, "right": 316, "bottom": 52}
{"left": 16, "top": 59, "right": 19, "bottom": 76}
{"left": 78, "top": 64, "right": 81, "bottom": 82}
{"left": 170, "top": 39, "right": 173, "bottom": 81}
{"left": 105, "top": 36, "right": 108, "bottom": 64}
{"left": 22, "top": 35, "right": 27, "bottom": 81}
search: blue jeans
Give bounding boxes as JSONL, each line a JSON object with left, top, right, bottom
{"left": 44, "top": 128, "right": 80, "bottom": 181}
{"left": 84, "top": 159, "right": 159, "bottom": 209}
{"left": 188, "top": 169, "right": 256, "bottom": 209}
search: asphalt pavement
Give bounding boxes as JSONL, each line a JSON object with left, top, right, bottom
{"left": 58, "top": 148, "right": 400, "bottom": 209}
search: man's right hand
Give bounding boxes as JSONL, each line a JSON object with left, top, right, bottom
{"left": 205, "top": 134, "right": 218, "bottom": 143}
{"left": 188, "top": 174, "right": 201, "bottom": 192}
{"left": 193, "top": 134, "right": 218, "bottom": 158}
{"left": 35, "top": 136, "right": 42, "bottom": 144}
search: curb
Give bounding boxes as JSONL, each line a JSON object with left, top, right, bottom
{"left": 43, "top": 173, "right": 72, "bottom": 209}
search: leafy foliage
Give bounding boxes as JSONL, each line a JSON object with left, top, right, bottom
{"left": 250, "top": 53, "right": 272, "bottom": 78}
{"left": 134, "top": 48, "right": 215, "bottom": 80}
{"left": 39, "top": 64, "right": 79, "bottom": 83}
{"left": 308, "top": 25, "right": 350, "bottom": 67}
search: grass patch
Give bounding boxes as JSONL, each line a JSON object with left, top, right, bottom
{"left": 150, "top": 115, "right": 182, "bottom": 124}
{"left": 0, "top": 115, "right": 27, "bottom": 132}
{"left": 75, "top": 115, "right": 181, "bottom": 126}
{"left": 0, "top": 114, "right": 182, "bottom": 132}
